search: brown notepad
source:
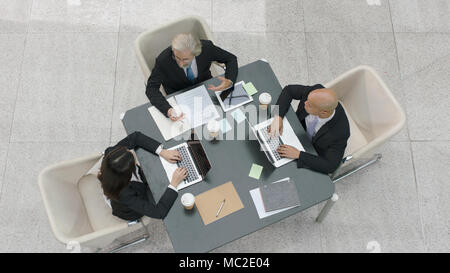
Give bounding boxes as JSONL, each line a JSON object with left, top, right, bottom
{"left": 195, "top": 182, "right": 244, "bottom": 225}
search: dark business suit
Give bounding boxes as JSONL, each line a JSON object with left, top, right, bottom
{"left": 104, "top": 131, "right": 178, "bottom": 221}
{"left": 146, "top": 39, "right": 238, "bottom": 117}
{"left": 276, "top": 84, "right": 350, "bottom": 174}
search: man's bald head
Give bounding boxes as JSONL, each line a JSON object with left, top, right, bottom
{"left": 305, "top": 88, "right": 338, "bottom": 118}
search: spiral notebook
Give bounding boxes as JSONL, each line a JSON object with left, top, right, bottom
{"left": 259, "top": 178, "right": 300, "bottom": 212}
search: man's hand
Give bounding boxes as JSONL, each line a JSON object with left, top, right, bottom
{"left": 277, "top": 145, "right": 300, "bottom": 159}
{"left": 208, "top": 76, "right": 233, "bottom": 91}
{"left": 160, "top": 149, "right": 182, "bottom": 163}
{"left": 267, "top": 115, "right": 283, "bottom": 138}
{"left": 167, "top": 108, "right": 184, "bottom": 122}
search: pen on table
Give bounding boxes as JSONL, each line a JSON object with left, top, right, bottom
{"left": 216, "top": 199, "right": 226, "bottom": 217}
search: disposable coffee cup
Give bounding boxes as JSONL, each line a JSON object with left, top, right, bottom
{"left": 259, "top": 92, "right": 272, "bottom": 110}
{"left": 207, "top": 119, "right": 220, "bottom": 140}
{"left": 181, "top": 193, "right": 195, "bottom": 210}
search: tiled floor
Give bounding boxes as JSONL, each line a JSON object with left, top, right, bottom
{"left": 0, "top": 0, "right": 449, "bottom": 253}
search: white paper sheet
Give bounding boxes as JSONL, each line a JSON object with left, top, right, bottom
{"left": 148, "top": 97, "right": 191, "bottom": 141}
{"left": 174, "top": 85, "right": 220, "bottom": 128}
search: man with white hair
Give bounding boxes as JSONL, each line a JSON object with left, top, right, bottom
{"left": 146, "top": 33, "right": 238, "bottom": 121}
{"left": 268, "top": 84, "right": 350, "bottom": 174}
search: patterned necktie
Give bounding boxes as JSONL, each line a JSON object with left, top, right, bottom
{"left": 186, "top": 64, "right": 195, "bottom": 83}
{"left": 307, "top": 115, "right": 319, "bottom": 141}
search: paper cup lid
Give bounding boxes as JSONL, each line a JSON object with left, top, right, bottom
{"left": 207, "top": 119, "right": 220, "bottom": 131}
{"left": 181, "top": 193, "right": 195, "bottom": 205}
{"left": 259, "top": 93, "right": 272, "bottom": 104}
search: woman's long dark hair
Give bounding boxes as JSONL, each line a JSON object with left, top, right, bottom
{"left": 97, "top": 146, "right": 136, "bottom": 201}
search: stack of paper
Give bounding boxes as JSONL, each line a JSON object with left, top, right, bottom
{"left": 148, "top": 85, "right": 220, "bottom": 141}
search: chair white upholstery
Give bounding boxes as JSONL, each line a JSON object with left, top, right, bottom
{"left": 134, "top": 15, "right": 223, "bottom": 89}
{"left": 38, "top": 153, "right": 150, "bottom": 250}
{"left": 323, "top": 65, "right": 406, "bottom": 163}
{"left": 290, "top": 65, "right": 405, "bottom": 178}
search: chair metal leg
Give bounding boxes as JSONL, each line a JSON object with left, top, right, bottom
{"left": 140, "top": 219, "right": 151, "bottom": 238}
{"left": 332, "top": 154, "right": 382, "bottom": 183}
{"left": 109, "top": 235, "right": 149, "bottom": 253}
{"left": 316, "top": 194, "right": 339, "bottom": 223}
{"left": 107, "top": 218, "right": 150, "bottom": 253}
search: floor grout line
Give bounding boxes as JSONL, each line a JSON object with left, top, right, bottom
{"left": 109, "top": 1, "right": 123, "bottom": 144}
{"left": 3, "top": 31, "right": 450, "bottom": 35}
{"left": 388, "top": 0, "right": 427, "bottom": 252}
{"left": 0, "top": 0, "right": 34, "bottom": 204}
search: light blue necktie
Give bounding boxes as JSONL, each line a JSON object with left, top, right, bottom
{"left": 186, "top": 64, "right": 195, "bottom": 83}
{"left": 306, "top": 115, "right": 319, "bottom": 141}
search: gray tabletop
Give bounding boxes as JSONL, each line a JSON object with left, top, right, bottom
{"left": 122, "top": 60, "right": 334, "bottom": 253}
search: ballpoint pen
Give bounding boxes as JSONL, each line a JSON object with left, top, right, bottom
{"left": 216, "top": 199, "right": 226, "bottom": 217}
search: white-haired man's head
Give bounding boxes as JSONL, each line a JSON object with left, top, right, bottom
{"left": 171, "top": 33, "right": 202, "bottom": 68}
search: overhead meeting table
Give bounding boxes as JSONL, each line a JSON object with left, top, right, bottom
{"left": 122, "top": 60, "right": 335, "bottom": 253}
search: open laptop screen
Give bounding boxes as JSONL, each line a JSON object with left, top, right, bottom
{"left": 187, "top": 140, "right": 211, "bottom": 178}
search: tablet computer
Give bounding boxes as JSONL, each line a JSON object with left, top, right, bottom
{"left": 215, "top": 81, "right": 253, "bottom": 112}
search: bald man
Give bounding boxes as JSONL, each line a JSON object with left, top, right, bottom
{"left": 268, "top": 84, "right": 350, "bottom": 174}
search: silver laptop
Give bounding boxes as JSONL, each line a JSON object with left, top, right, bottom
{"left": 248, "top": 117, "right": 305, "bottom": 168}
{"left": 160, "top": 139, "right": 211, "bottom": 191}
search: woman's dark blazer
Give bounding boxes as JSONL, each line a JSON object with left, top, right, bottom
{"left": 103, "top": 131, "right": 177, "bottom": 221}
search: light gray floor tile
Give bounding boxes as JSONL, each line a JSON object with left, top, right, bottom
{"left": 111, "top": 33, "right": 151, "bottom": 143}
{"left": 305, "top": 32, "right": 409, "bottom": 141}
{"left": 0, "top": 34, "right": 26, "bottom": 143}
{"left": 0, "top": 0, "right": 32, "bottom": 33}
{"left": 29, "top": 0, "right": 121, "bottom": 33}
{"left": 10, "top": 33, "right": 118, "bottom": 142}
{"left": 306, "top": 32, "right": 400, "bottom": 90}
{"left": 395, "top": 33, "right": 450, "bottom": 79}
{"left": 320, "top": 142, "right": 426, "bottom": 252}
{"left": 402, "top": 57, "right": 450, "bottom": 141}
{"left": 211, "top": 208, "right": 322, "bottom": 253}
{"left": 411, "top": 141, "right": 450, "bottom": 252}
{"left": 303, "top": 0, "right": 392, "bottom": 32}
{"left": 215, "top": 32, "right": 308, "bottom": 88}
{"left": 0, "top": 142, "right": 107, "bottom": 252}
{"left": 213, "top": 0, "right": 304, "bottom": 32}
{"left": 390, "top": 0, "right": 450, "bottom": 33}
{"left": 120, "top": 0, "right": 212, "bottom": 33}
{"left": 0, "top": 143, "right": 8, "bottom": 198}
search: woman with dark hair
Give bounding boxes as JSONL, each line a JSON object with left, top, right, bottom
{"left": 97, "top": 131, "right": 187, "bottom": 221}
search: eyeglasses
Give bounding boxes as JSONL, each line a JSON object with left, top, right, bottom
{"left": 172, "top": 52, "right": 193, "bottom": 64}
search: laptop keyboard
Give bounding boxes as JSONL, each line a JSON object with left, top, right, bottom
{"left": 259, "top": 125, "right": 284, "bottom": 161}
{"left": 176, "top": 146, "right": 199, "bottom": 184}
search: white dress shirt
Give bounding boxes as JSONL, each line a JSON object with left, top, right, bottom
{"left": 183, "top": 57, "right": 198, "bottom": 78}
{"left": 305, "top": 110, "right": 335, "bottom": 137}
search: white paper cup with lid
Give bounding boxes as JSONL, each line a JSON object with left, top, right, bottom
{"left": 207, "top": 119, "right": 220, "bottom": 140}
{"left": 181, "top": 193, "right": 195, "bottom": 210}
{"left": 259, "top": 92, "right": 272, "bottom": 110}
